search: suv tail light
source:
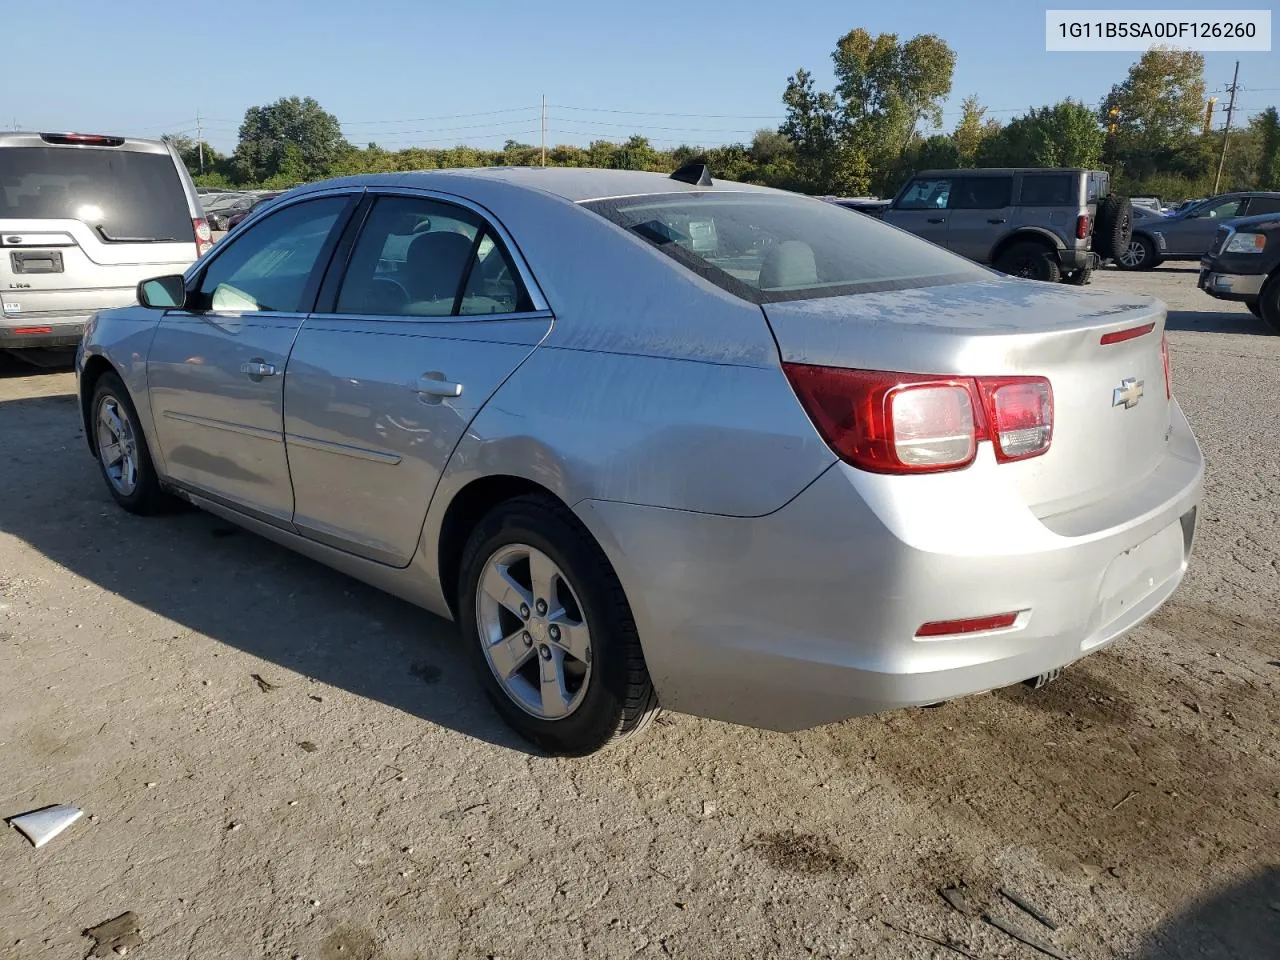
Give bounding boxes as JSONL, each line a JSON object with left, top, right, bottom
{"left": 193, "top": 218, "right": 213, "bottom": 257}
{"left": 1076, "top": 214, "right": 1091, "bottom": 240}
{"left": 782, "top": 364, "right": 1053, "bottom": 475}
{"left": 1161, "top": 333, "right": 1172, "bottom": 399}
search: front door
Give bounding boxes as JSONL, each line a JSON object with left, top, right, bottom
{"left": 1168, "top": 195, "right": 1248, "bottom": 255}
{"left": 147, "top": 193, "right": 355, "bottom": 524}
{"left": 881, "top": 177, "right": 954, "bottom": 247}
{"left": 283, "top": 192, "right": 552, "bottom": 565}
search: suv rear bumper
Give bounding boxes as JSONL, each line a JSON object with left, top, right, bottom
{"left": 0, "top": 315, "right": 86, "bottom": 349}
{"left": 1057, "top": 249, "right": 1100, "bottom": 272}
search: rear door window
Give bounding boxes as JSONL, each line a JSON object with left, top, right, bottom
{"left": 952, "top": 177, "right": 1013, "bottom": 209}
{"left": 0, "top": 146, "right": 191, "bottom": 241}
{"left": 896, "top": 178, "right": 953, "bottom": 210}
{"left": 1018, "top": 174, "right": 1075, "bottom": 206}
{"left": 1246, "top": 196, "right": 1280, "bottom": 215}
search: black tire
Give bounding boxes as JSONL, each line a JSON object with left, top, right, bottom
{"left": 1257, "top": 274, "right": 1280, "bottom": 334}
{"left": 1094, "top": 195, "right": 1133, "bottom": 260}
{"left": 1116, "top": 234, "right": 1159, "bottom": 271}
{"left": 996, "top": 242, "right": 1062, "bottom": 283}
{"left": 457, "top": 494, "right": 659, "bottom": 755}
{"left": 1064, "top": 267, "right": 1093, "bottom": 286}
{"left": 89, "top": 372, "right": 168, "bottom": 514}
{"left": 1246, "top": 299, "right": 1263, "bottom": 320}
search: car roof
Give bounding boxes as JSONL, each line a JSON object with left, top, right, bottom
{"left": 293, "top": 166, "right": 783, "bottom": 204}
{"left": 0, "top": 132, "right": 173, "bottom": 155}
{"left": 913, "top": 167, "right": 1094, "bottom": 177}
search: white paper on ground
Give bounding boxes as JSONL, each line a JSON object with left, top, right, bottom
{"left": 7, "top": 804, "right": 84, "bottom": 848}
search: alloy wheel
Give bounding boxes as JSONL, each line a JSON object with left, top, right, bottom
{"left": 475, "top": 543, "right": 593, "bottom": 720}
{"left": 1119, "top": 240, "right": 1146, "bottom": 268}
{"left": 96, "top": 395, "right": 139, "bottom": 496}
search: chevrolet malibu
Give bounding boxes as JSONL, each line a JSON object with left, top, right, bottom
{"left": 76, "top": 166, "right": 1204, "bottom": 755}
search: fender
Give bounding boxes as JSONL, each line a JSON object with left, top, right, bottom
{"left": 988, "top": 226, "right": 1067, "bottom": 263}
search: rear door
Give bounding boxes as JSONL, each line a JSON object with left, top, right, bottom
{"left": 0, "top": 136, "right": 197, "bottom": 326}
{"left": 283, "top": 191, "right": 552, "bottom": 566}
{"left": 946, "top": 175, "right": 1014, "bottom": 262}
{"left": 1012, "top": 172, "right": 1075, "bottom": 246}
{"left": 881, "top": 177, "right": 953, "bottom": 247}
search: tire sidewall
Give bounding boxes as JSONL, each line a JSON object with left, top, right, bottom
{"left": 1258, "top": 273, "right": 1280, "bottom": 333}
{"left": 457, "top": 500, "right": 634, "bottom": 754}
{"left": 91, "top": 372, "right": 160, "bottom": 512}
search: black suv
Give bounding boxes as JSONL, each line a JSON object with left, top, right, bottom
{"left": 1198, "top": 211, "right": 1280, "bottom": 332}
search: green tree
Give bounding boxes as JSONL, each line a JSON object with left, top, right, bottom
{"left": 978, "top": 100, "right": 1104, "bottom": 168}
{"left": 780, "top": 68, "right": 868, "bottom": 194}
{"left": 1252, "top": 107, "right": 1280, "bottom": 190}
{"left": 232, "top": 96, "right": 348, "bottom": 183}
{"left": 1101, "top": 47, "right": 1207, "bottom": 182}
{"left": 952, "top": 95, "right": 998, "bottom": 167}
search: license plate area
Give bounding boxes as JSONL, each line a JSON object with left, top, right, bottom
{"left": 1094, "top": 521, "right": 1184, "bottom": 632}
{"left": 11, "top": 250, "right": 64, "bottom": 274}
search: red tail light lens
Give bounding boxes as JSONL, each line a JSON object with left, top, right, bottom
{"left": 916, "top": 612, "right": 1020, "bottom": 638}
{"left": 40, "top": 132, "right": 125, "bottom": 146}
{"left": 1076, "top": 214, "right": 1091, "bottom": 240}
{"left": 783, "top": 364, "right": 1053, "bottom": 475}
{"left": 1161, "top": 334, "right": 1172, "bottom": 399}
{"left": 193, "top": 218, "right": 213, "bottom": 257}
{"left": 974, "top": 378, "right": 1053, "bottom": 462}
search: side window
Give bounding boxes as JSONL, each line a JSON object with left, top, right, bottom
{"left": 195, "top": 196, "right": 347, "bottom": 313}
{"left": 1018, "top": 175, "right": 1075, "bottom": 206}
{"left": 1247, "top": 196, "right": 1280, "bottom": 215}
{"left": 952, "top": 177, "right": 1012, "bottom": 210}
{"left": 1203, "top": 197, "right": 1246, "bottom": 219}
{"left": 896, "top": 179, "right": 952, "bottom": 210}
{"left": 334, "top": 195, "right": 530, "bottom": 318}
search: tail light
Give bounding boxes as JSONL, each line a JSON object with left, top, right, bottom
{"left": 1076, "top": 214, "right": 1091, "bottom": 240}
{"left": 193, "top": 218, "right": 213, "bottom": 257}
{"left": 782, "top": 364, "right": 1053, "bottom": 475}
{"left": 1161, "top": 334, "right": 1172, "bottom": 399}
{"left": 40, "top": 132, "right": 125, "bottom": 146}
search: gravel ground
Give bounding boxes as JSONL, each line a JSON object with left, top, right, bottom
{"left": 0, "top": 266, "right": 1276, "bottom": 960}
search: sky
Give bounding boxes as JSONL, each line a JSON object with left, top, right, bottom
{"left": 3, "top": 0, "right": 1277, "bottom": 154}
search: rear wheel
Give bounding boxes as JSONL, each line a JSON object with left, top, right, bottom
{"left": 91, "top": 372, "right": 167, "bottom": 514}
{"left": 996, "top": 242, "right": 1062, "bottom": 283}
{"left": 1064, "top": 267, "right": 1093, "bottom": 286}
{"left": 457, "top": 494, "right": 659, "bottom": 755}
{"left": 1117, "top": 235, "right": 1158, "bottom": 271}
{"left": 1257, "top": 274, "right": 1280, "bottom": 334}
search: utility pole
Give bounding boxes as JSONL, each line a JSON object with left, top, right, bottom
{"left": 1213, "top": 61, "right": 1240, "bottom": 194}
{"left": 196, "top": 109, "right": 205, "bottom": 173}
{"left": 540, "top": 94, "right": 546, "bottom": 167}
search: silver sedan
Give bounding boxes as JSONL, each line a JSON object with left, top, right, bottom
{"left": 76, "top": 166, "right": 1204, "bottom": 754}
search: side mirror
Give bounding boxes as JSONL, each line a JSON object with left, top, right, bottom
{"left": 137, "top": 275, "right": 187, "bottom": 309}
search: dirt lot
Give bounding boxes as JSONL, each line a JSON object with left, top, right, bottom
{"left": 0, "top": 266, "right": 1276, "bottom": 960}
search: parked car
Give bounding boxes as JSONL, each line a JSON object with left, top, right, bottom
{"left": 1131, "top": 196, "right": 1163, "bottom": 212}
{"left": 203, "top": 193, "right": 250, "bottom": 231}
{"left": 1119, "top": 191, "right": 1280, "bottom": 270}
{"left": 824, "top": 196, "right": 891, "bottom": 217}
{"left": 880, "top": 167, "right": 1132, "bottom": 285}
{"left": 0, "top": 131, "right": 210, "bottom": 351}
{"left": 1197, "top": 210, "right": 1280, "bottom": 331}
{"left": 225, "top": 191, "right": 283, "bottom": 230}
{"left": 76, "top": 166, "right": 1203, "bottom": 754}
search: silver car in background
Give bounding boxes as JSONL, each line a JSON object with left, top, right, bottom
{"left": 75, "top": 167, "right": 1203, "bottom": 754}
{"left": 0, "top": 132, "right": 210, "bottom": 350}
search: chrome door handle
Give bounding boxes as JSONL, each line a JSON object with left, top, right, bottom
{"left": 240, "top": 360, "right": 278, "bottom": 378}
{"left": 414, "top": 372, "right": 463, "bottom": 399}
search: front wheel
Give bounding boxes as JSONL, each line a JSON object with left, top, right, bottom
{"left": 1256, "top": 274, "right": 1280, "bottom": 334}
{"left": 457, "top": 494, "right": 659, "bottom": 755}
{"left": 1246, "top": 299, "right": 1263, "bottom": 320}
{"left": 1116, "top": 235, "right": 1158, "bottom": 271}
{"left": 91, "top": 372, "right": 167, "bottom": 514}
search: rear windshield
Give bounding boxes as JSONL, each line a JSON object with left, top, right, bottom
{"left": 584, "top": 192, "right": 987, "bottom": 304}
{"left": 0, "top": 146, "right": 191, "bottom": 242}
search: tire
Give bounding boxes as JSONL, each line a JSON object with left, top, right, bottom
{"left": 1064, "top": 267, "right": 1093, "bottom": 286}
{"left": 90, "top": 372, "right": 168, "bottom": 514}
{"left": 1257, "top": 274, "right": 1280, "bottom": 334}
{"left": 1246, "top": 299, "right": 1263, "bottom": 320}
{"left": 457, "top": 494, "right": 659, "bottom": 755}
{"left": 995, "top": 242, "right": 1062, "bottom": 283}
{"left": 1094, "top": 195, "right": 1133, "bottom": 260}
{"left": 1116, "top": 235, "right": 1158, "bottom": 271}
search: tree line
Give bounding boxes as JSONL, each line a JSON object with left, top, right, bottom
{"left": 167, "top": 32, "right": 1280, "bottom": 201}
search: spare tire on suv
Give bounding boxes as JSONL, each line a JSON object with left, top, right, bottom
{"left": 1093, "top": 195, "right": 1133, "bottom": 261}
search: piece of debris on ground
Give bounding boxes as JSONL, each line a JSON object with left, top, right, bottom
{"left": 6, "top": 804, "right": 83, "bottom": 848}
{"left": 83, "top": 911, "right": 142, "bottom": 958}
{"left": 251, "top": 673, "right": 279, "bottom": 693}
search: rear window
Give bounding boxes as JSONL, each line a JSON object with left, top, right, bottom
{"left": 1018, "top": 174, "right": 1076, "bottom": 206}
{"left": 584, "top": 192, "right": 987, "bottom": 304}
{"left": 0, "top": 146, "right": 191, "bottom": 241}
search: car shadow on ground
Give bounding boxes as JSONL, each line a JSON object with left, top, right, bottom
{"left": 0, "top": 391, "right": 540, "bottom": 755}
{"left": 1165, "top": 308, "right": 1269, "bottom": 336}
{"left": 1135, "top": 865, "right": 1279, "bottom": 959}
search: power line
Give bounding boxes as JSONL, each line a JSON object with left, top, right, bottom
{"left": 546, "top": 117, "right": 763, "bottom": 134}
{"left": 550, "top": 103, "right": 785, "bottom": 120}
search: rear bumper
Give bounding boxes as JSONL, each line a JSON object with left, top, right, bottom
{"left": 0, "top": 315, "right": 86, "bottom": 349}
{"left": 1197, "top": 260, "right": 1267, "bottom": 301}
{"left": 1056, "top": 248, "right": 1099, "bottom": 272}
{"left": 576, "top": 401, "right": 1204, "bottom": 731}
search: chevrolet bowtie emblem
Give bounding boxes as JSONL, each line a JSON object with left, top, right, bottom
{"left": 1113, "top": 377, "right": 1144, "bottom": 409}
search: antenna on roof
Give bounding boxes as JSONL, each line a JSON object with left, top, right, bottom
{"left": 670, "top": 161, "right": 712, "bottom": 187}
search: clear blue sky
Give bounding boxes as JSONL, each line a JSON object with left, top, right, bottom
{"left": 4, "top": 0, "right": 1276, "bottom": 152}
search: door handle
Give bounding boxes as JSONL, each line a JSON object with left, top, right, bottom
{"left": 988, "top": 218, "right": 1007, "bottom": 224}
{"left": 240, "top": 359, "right": 278, "bottom": 378}
{"left": 414, "top": 372, "right": 463, "bottom": 400}
{"left": 927, "top": 217, "right": 946, "bottom": 224}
